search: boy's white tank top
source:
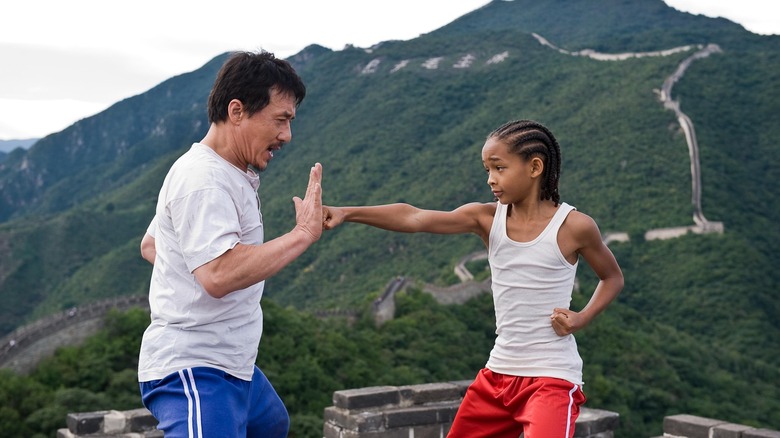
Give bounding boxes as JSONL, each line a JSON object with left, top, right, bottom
{"left": 485, "top": 201, "right": 584, "bottom": 385}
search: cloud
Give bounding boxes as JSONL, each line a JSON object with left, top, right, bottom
{"left": 0, "top": 97, "right": 108, "bottom": 139}
{"left": 0, "top": 43, "right": 168, "bottom": 103}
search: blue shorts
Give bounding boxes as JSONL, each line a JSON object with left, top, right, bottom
{"left": 140, "top": 366, "right": 288, "bottom": 438}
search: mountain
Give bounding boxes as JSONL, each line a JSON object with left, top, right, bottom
{"left": 0, "top": 0, "right": 778, "bottom": 433}
{"left": 0, "top": 138, "right": 37, "bottom": 163}
{"left": 0, "top": 138, "right": 37, "bottom": 154}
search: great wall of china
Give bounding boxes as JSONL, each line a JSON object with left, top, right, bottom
{"left": 4, "top": 34, "right": 755, "bottom": 437}
{"left": 1, "top": 31, "right": 727, "bottom": 372}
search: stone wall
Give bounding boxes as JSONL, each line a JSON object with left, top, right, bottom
{"left": 56, "top": 383, "right": 780, "bottom": 438}
{"left": 0, "top": 295, "right": 149, "bottom": 374}
{"left": 57, "top": 381, "right": 622, "bottom": 438}
{"left": 372, "top": 276, "right": 406, "bottom": 326}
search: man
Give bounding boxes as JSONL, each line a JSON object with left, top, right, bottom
{"left": 138, "top": 51, "right": 322, "bottom": 437}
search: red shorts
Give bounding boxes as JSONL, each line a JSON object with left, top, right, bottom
{"left": 448, "top": 368, "right": 586, "bottom": 438}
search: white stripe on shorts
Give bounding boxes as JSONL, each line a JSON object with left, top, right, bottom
{"left": 564, "top": 384, "right": 579, "bottom": 438}
{"left": 178, "top": 369, "right": 203, "bottom": 438}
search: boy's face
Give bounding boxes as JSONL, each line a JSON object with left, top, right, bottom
{"left": 481, "top": 138, "right": 537, "bottom": 204}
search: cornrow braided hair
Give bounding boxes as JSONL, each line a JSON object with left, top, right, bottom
{"left": 488, "top": 120, "right": 562, "bottom": 206}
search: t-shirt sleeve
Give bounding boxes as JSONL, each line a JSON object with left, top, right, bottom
{"left": 146, "top": 215, "right": 158, "bottom": 238}
{"left": 168, "top": 188, "right": 242, "bottom": 272}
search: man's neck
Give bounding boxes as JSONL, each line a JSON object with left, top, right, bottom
{"left": 201, "top": 124, "right": 246, "bottom": 171}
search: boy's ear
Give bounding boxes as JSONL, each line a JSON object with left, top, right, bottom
{"left": 530, "top": 157, "right": 544, "bottom": 178}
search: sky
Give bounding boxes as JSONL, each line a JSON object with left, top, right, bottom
{"left": 0, "top": 0, "right": 777, "bottom": 141}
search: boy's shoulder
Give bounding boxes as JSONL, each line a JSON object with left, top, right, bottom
{"left": 564, "top": 207, "right": 595, "bottom": 225}
{"left": 462, "top": 201, "right": 498, "bottom": 219}
{"left": 562, "top": 208, "right": 602, "bottom": 240}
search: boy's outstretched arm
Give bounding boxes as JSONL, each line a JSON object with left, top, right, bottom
{"left": 323, "top": 204, "right": 429, "bottom": 232}
{"left": 551, "top": 212, "right": 624, "bottom": 336}
{"left": 322, "top": 203, "right": 491, "bottom": 239}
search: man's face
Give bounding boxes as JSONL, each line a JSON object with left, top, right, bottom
{"left": 239, "top": 88, "right": 297, "bottom": 172}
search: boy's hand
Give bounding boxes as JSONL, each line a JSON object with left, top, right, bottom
{"left": 550, "top": 307, "right": 586, "bottom": 336}
{"left": 322, "top": 206, "right": 345, "bottom": 230}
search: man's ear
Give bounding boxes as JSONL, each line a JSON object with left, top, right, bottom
{"left": 228, "top": 99, "right": 244, "bottom": 124}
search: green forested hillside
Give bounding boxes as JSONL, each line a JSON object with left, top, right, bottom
{"left": 0, "top": 0, "right": 778, "bottom": 436}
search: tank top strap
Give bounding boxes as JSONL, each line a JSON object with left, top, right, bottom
{"left": 488, "top": 202, "right": 507, "bottom": 253}
{"left": 546, "top": 202, "right": 576, "bottom": 236}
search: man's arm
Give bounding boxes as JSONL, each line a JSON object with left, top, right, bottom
{"left": 140, "top": 233, "right": 156, "bottom": 265}
{"left": 193, "top": 164, "right": 323, "bottom": 298}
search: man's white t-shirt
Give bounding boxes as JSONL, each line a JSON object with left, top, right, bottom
{"left": 138, "top": 143, "right": 265, "bottom": 382}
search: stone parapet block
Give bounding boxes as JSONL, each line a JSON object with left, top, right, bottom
{"left": 663, "top": 414, "right": 780, "bottom": 438}
{"left": 58, "top": 408, "right": 160, "bottom": 438}
{"left": 574, "top": 407, "right": 620, "bottom": 437}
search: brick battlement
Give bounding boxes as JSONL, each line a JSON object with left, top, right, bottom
{"left": 323, "top": 381, "right": 620, "bottom": 438}
{"left": 57, "top": 381, "right": 625, "bottom": 437}
{"left": 56, "top": 381, "right": 780, "bottom": 437}
{"left": 57, "top": 381, "right": 780, "bottom": 438}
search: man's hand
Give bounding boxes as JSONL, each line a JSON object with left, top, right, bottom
{"left": 292, "top": 163, "right": 323, "bottom": 242}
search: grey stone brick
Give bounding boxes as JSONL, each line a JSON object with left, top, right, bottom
{"left": 324, "top": 406, "right": 385, "bottom": 432}
{"left": 575, "top": 407, "right": 620, "bottom": 436}
{"left": 66, "top": 410, "right": 109, "bottom": 435}
{"left": 323, "top": 422, "right": 343, "bottom": 438}
{"left": 126, "top": 408, "right": 158, "bottom": 432}
{"left": 409, "top": 424, "right": 449, "bottom": 438}
{"left": 712, "top": 422, "right": 755, "bottom": 438}
{"left": 385, "top": 405, "right": 440, "bottom": 428}
{"left": 744, "top": 429, "right": 780, "bottom": 438}
{"left": 664, "top": 414, "right": 727, "bottom": 438}
{"left": 398, "top": 382, "right": 461, "bottom": 405}
{"left": 437, "top": 404, "right": 460, "bottom": 423}
{"left": 333, "top": 386, "right": 400, "bottom": 410}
